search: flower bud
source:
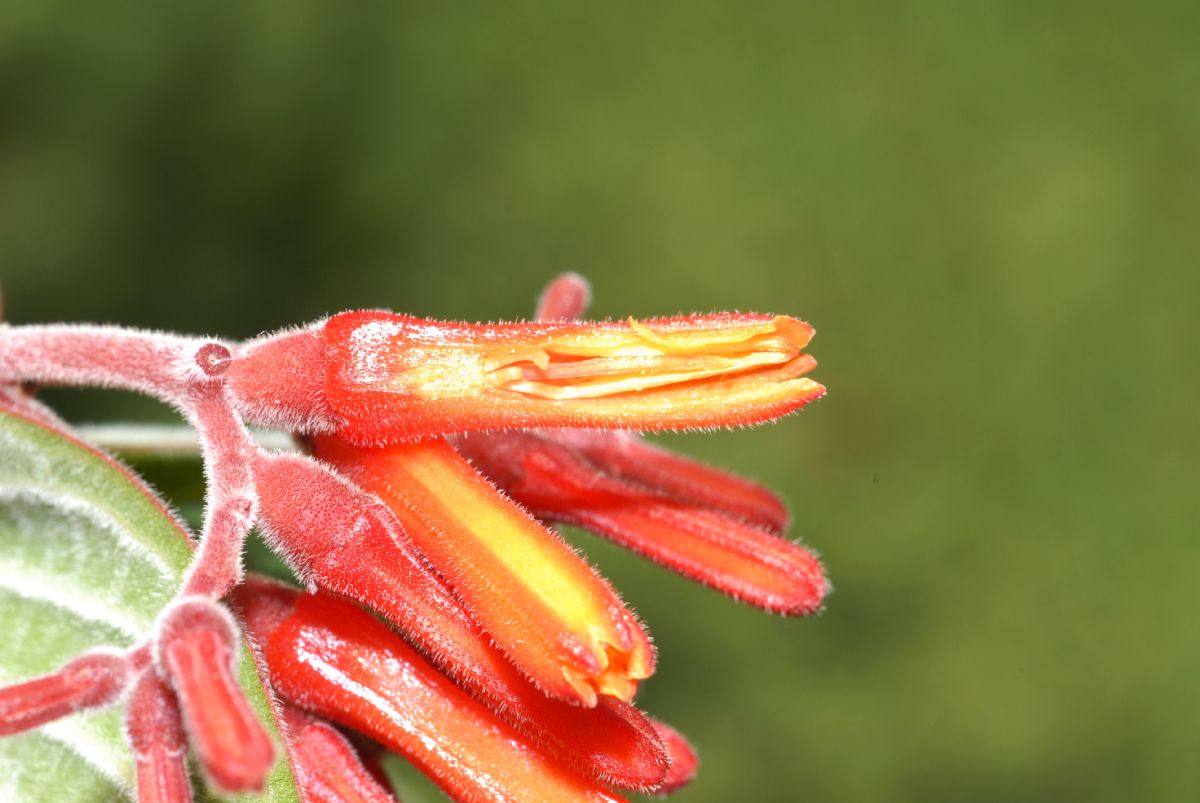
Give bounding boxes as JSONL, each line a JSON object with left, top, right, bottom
{"left": 313, "top": 435, "right": 655, "bottom": 706}
{"left": 154, "top": 598, "right": 275, "bottom": 793}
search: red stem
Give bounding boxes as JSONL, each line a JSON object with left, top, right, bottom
{"left": 0, "top": 324, "right": 259, "bottom": 600}
{"left": 0, "top": 324, "right": 205, "bottom": 400}
{"left": 180, "top": 385, "right": 258, "bottom": 598}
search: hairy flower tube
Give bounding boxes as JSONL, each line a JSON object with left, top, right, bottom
{"left": 310, "top": 434, "right": 655, "bottom": 707}
{"left": 240, "top": 582, "right": 644, "bottom": 802}
{"left": 452, "top": 429, "right": 828, "bottom": 615}
{"left": 227, "top": 309, "right": 824, "bottom": 444}
{"left": 279, "top": 705, "right": 396, "bottom": 803}
{"left": 450, "top": 272, "right": 828, "bottom": 614}
{"left": 250, "top": 452, "right": 672, "bottom": 791}
{"left": 153, "top": 597, "right": 277, "bottom": 792}
{"left": 0, "top": 274, "right": 825, "bottom": 801}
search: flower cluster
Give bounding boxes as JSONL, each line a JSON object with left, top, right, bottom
{"left": 0, "top": 274, "right": 827, "bottom": 801}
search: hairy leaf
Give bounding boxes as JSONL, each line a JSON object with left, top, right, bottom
{"left": 0, "top": 406, "right": 300, "bottom": 802}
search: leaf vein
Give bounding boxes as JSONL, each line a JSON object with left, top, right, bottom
{"left": 0, "top": 566, "right": 148, "bottom": 640}
{"left": 0, "top": 486, "right": 178, "bottom": 581}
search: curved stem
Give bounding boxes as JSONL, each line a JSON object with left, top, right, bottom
{"left": 180, "top": 385, "right": 261, "bottom": 599}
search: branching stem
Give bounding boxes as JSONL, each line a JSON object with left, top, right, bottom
{"left": 0, "top": 323, "right": 267, "bottom": 600}
{"left": 0, "top": 324, "right": 211, "bottom": 401}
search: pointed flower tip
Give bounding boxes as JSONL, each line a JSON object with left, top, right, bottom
{"left": 558, "top": 630, "right": 651, "bottom": 707}
{"left": 312, "top": 310, "right": 820, "bottom": 443}
{"left": 154, "top": 597, "right": 276, "bottom": 793}
{"left": 454, "top": 430, "right": 829, "bottom": 616}
{"left": 283, "top": 706, "right": 396, "bottom": 803}
{"left": 763, "top": 551, "right": 829, "bottom": 616}
{"left": 549, "top": 430, "right": 792, "bottom": 533}
{"left": 649, "top": 719, "right": 699, "bottom": 795}
{"left": 313, "top": 434, "right": 655, "bottom": 707}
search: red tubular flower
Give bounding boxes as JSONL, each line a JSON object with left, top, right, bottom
{"left": 247, "top": 470, "right": 670, "bottom": 791}
{"left": 433, "top": 272, "right": 826, "bottom": 614}
{"left": 126, "top": 671, "right": 192, "bottom": 803}
{"left": 648, "top": 719, "right": 699, "bottom": 795}
{"left": 153, "top": 598, "right": 276, "bottom": 793}
{"left": 228, "top": 311, "right": 823, "bottom": 444}
{"left": 0, "top": 274, "right": 829, "bottom": 801}
{"left": 310, "top": 434, "right": 655, "bottom": 707}
{"left": 280, "top": 705, "right": 397, "bottom": 803}
{"left": 452, "top": 430, "right": 828, "bottom": 615}
{"left": 235, "top": 579, "right": 673, "bottom": 794}
{"left": 551, "top": 429, "right": 790, "bottom": 533}
{"left": 247, "top": 588, "right": 630, "bottom": 803}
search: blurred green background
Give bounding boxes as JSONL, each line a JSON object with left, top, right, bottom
{"left": 3, "top": 2, "right": 1198, "bottom": 801}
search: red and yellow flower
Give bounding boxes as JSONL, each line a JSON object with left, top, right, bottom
{"left": 0, "top": 274, "right": 827, "bottom": 802}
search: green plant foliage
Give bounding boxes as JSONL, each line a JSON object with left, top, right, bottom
{"left": 0, "top": 408, "right": 300, "bottom": 802}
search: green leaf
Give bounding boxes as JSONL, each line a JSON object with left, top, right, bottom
{"left": 0, "top": 407, "right": 301, "bottom": 802}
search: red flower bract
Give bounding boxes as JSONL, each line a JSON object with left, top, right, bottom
{"left": 0, "top": 274, "right": 825, "bottom": 802}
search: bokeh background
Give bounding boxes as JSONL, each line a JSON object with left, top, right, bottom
{"left": 3, "top": 3, "right": 1197, "bottom": 801}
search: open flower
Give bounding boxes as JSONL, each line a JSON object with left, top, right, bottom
{"left": 446, "top": 272, "right": 829, "bottom": 616}
{"left": 227, "top": 309, "right": 824, "bottom": 444}
{"left": 0, "top": 274, "right": 825, "bottom": 801}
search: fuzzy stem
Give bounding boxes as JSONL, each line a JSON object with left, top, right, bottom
{"left": 180, "top": 386, "right": 260, "bottom": 599}
{"left": 0, "top": 326, "right": 275, "bottom": 599}
{"left": 0, "top": 324, "right": 209, "bottom": 401}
